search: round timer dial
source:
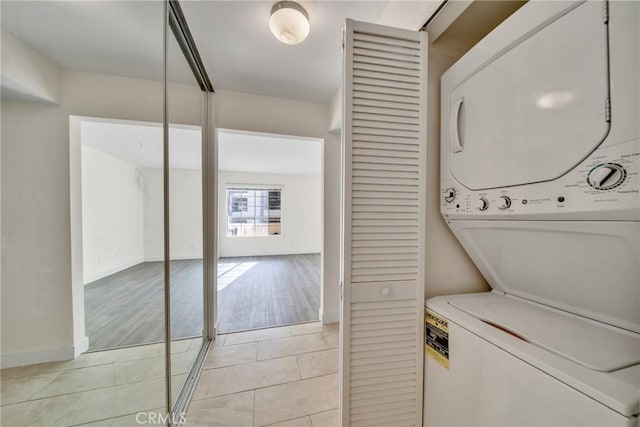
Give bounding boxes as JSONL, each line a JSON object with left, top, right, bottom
{"left": 587, "top": 163, "right": 626, "bottom": 190}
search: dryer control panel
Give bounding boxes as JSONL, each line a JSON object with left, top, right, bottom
{"left": 442, "top": 139, "right": 640, "bottom": 221}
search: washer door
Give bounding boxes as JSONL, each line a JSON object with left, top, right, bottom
{"left": 448, "top": 1, "right": 609, "bottom": 190}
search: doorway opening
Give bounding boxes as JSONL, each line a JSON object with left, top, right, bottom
{"left": 216, "top": 129, "right": 324, "bottom": 333}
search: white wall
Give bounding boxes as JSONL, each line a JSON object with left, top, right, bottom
{"left": 328, "top": 87, "right": 342, "bottom": 134}
{"left": 322, "top": 132, "right": 341, "bottom": 323}
{"left": 423, "top": 45, "right": 489, "bottom": 299}
{"left": 1, "top": 70, "right": 339, "bottom": 369}
{"left": 80, "top": 147, "right": 202, "bottom": 283}
{"left": 1, "top": 30, "right": 61, "bottom": 103}
{"left": 81, "top": 146, "right": 144, "bottom": 284}
{"left": 218, "top": 171, "right": 321, "bottom": 258}
{"left": 143, "top": 168, "right": 203, "bottom": 261}
{"left": 1, "top": 70, "right": 202, "bottom": 367}
{"left": 421, "top": 2, "right": 541, "bottom": 299}
{"left": 141, "top": 167, "right": 164, "bottom": 263}
{"left": 215, "top": 90, "right": 341, "bottom": 323}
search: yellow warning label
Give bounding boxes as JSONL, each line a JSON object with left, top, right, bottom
{"left": 425, "top": 308, "right": 449, "bottom": 369}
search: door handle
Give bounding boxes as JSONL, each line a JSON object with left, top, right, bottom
{"left": 450, "top": 97, "right": 464, "bottom": 153}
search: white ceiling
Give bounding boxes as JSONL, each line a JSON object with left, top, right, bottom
{"left": 81, "top": 120, "right": 202, "bottom": 170}
{"left": 180, "top": 1, "right": 388, "bottom": 103}
{"left": 1, "top": 1, "right": 440, "bottom": 104}
{"left": 1, "top": 1, "right": 195, "bottom": 85}
{"left": 218, "top": 130, "right": 322, "bottom": 175}
{"left": 81, "top": 121, "right": 321, "bottom": 175}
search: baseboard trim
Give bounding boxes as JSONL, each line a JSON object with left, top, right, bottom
{"left": 319, "top": 309, "right": 340, "bottom": 324}
{"left": 74, "top": 336, "right": 90, "bottom": 357}
{"left": 1, "top": 345, "right": 76, "bottom": 369}
{"left": 143, "top": 255, "right": 203, "bottom": 262}
{"left": 219, "top": 250, "right": 321, "bottom": 258}
{"left": 83, "top": 258, "right": 144, "bottom": 284}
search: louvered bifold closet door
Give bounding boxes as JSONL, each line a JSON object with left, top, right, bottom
{"left": 341, "top": 19, "right": 427, "bottom": 427}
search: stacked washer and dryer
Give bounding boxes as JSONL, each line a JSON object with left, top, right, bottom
{"left": 425, "top": 1, "right": 639, "bottom": 426}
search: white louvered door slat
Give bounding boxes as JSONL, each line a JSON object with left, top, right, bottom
{"left": 341, "top": 19, "right": 427, "bottom": 427}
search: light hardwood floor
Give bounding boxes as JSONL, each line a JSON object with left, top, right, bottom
{"left": 84, "top": 254, "right": 321, "bottom": 351}
{"left": 217, "top": 254, "right": 321, "bottom": 333}
{"left": 84, "top": 260, "right": 204, "bottom": 351}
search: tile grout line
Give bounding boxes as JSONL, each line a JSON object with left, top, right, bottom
{"left": 256, "top": 347, "right": 331, "bottom": 362}
{"left": 221, "top": 324, "right": 339, "bottom": 347}
{"left": 213, "top": 341, "right": 338, "bottom": 359}
{"left": 295, "top": 353, "right": 303, "bottom": 380}
{"left": 190, "top": 372, "right": 338, "bottom": 403}
{"left": 260, "top": 415, "right": 313, "bottom": 427}
{"left": 260, "top": 409, "right": 336, "bottom": 427}
{"left": 0, "top": 344, "right": 199, "bottom": 381}
{"left": 201, "top": 345, "right": 335, "bottom": 373}
{"left": 308, "top": 408, "right": 339, "bottom": 418}
{"left": 252, "top": 388, "right": 257, "bottom": 427}
{"left": 218, "top": 325, "right": 293, "bottom": 345}
{"left": 1, "top": 369, "right": 193, "bottom": 408}
{"left": 67, "top": 406, "right": 164, "bottom": 427}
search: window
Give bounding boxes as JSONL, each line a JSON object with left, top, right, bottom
{"left": 227, "top": 187, "right": 281, "bottom": 237}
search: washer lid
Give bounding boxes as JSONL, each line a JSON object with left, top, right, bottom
{"left": 447, "top": 1, "right": 609, "bottom": 190}
{"left": 427, "top": 294, "right": 640, "bottom": 418}
{"left": 447, "top": 220, "right": 640, "bottom": 334}
{"left": 449, "top": 292, "right": 640, "bottom": 373}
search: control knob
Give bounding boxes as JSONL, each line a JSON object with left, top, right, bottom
{"left": 587, "top": 163, "right": 626, "bottom": 190}
{"left": 497, "top": 196, "right": 511, "bottom": 210}
{"left": 475, "top": 198, "right": 489, "bottom": 211}
{"left": 444, "top": 188, "right": 456, "bottom": 203}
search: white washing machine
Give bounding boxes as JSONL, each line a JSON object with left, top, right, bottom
{"left": 425, "top": 1, "right": 640, "bottom": 426}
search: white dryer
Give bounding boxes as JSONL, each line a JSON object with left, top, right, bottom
{"left": 425, "top": 1, "right": 640, "bottom": 426}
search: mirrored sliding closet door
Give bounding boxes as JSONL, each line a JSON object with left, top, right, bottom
{"left": 0, "top": 1, "right": 212, "bottom": 425}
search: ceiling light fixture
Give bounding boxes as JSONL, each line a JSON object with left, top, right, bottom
{"left": 269, "top": 1, "right": 310, "bottom": 45}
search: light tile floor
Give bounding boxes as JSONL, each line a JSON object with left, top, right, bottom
{"left": 186, "top": 322, "right": 339, "bottom": 427}
{"left": 1, "top": 323, "right": 339, "bottom": 427}
{"left": 0, "top": 338, "right": 202, "bottom": 426}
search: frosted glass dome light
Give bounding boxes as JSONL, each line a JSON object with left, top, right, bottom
{"left": 269, "top": 1, "right": 310, "bottom": 45}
